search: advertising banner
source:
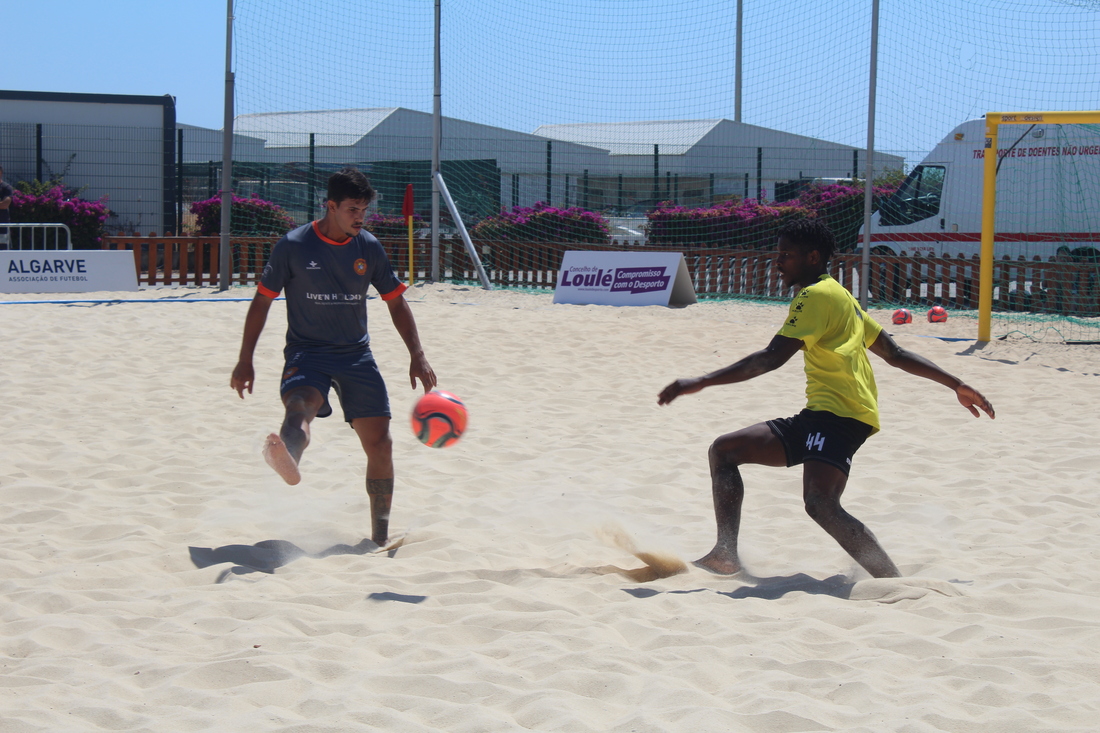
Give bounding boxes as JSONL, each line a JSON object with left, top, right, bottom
{"left": 1, "top": 251, "right": 140, "bottom": 293}
{"left": 552, "top": 251, "right": 697, "bottom": 307}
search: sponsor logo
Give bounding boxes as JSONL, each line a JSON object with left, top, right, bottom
{"left": 609, "top": 266, "right": 670, "bottom": 294}
{"left": 7, "top": 258, "right": 87, "bottom": 274}
{"left": 283, "top": 367, "right": 298, "bottom": 379}
{"left": 306, "top": 292, "right": 364, "bottom": 302}
{"left": 307, "top": 260, "right": 322, "bottom": 270}
{"left": 354, "top": 258, "right": 367, "bottom": 276}
{"left": 557, "top": 266, "right": 672, "bottom": 294}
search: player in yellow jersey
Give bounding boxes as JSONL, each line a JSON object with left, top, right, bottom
{"left": 658, "top": 218, "right": 994, "bottom": 578}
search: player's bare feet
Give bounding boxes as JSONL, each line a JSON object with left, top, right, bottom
{"left": 263, "top": 433, "right": 301, "bottom": 485}
{"left": 693, "top": 547, "right": 742, "bottom": 575}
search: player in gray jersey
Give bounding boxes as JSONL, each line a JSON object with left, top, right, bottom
{"left": 231, "top": 168, "right": 436, "bottom": 546}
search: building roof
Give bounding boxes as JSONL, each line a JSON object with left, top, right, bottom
{"left": 533, "top": 119, "right": 725, "bottom": 155}
{"left": 234, "top": 108, "right": 401, "bottom": 147}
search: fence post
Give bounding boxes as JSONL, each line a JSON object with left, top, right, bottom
{"left": 209, "top": 240, "right": 220, "bottom": 285}
{"left": 163, "top": 236, "right": 175, "bottom": 285}
{"left": 717, "top": 254, "right": 729, "bottom": 294}
{"left": 177, "top": 128, "right": 184, "bottom": 234}
{"left": 35, "top": 124, "right": 43, "bottom": 182}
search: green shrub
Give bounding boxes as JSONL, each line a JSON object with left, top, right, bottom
{"left": 470, "top": 202, "right": 609, "bottom": 244}
{"left": 190, "top": 194, "right": 298, "bottom": 236}
{"left": 646, "top": 181, "right": 901, "bottom": 250}
{"left": 11, "top": 183, "right": 109, "bottom": 249}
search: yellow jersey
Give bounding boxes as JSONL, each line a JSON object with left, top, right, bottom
{"left": 776, "top": 274, "right": 883, "bottom": 432}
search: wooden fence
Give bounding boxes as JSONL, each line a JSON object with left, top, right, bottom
{"left": 101, "top": 235, "right": 278, "bottom": 287}
{"left": 387, "top": 239, "right": 1099, "bottom": 315}
{"left": 101, "top": 234, "right": 1099, "bottom": 316}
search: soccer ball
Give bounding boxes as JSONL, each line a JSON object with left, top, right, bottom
{"left": 410, "top": 390, "right": 468, "bottom": 448}
{"left": 927, "top": 305, "right": 948, "bottom": 323}
{"left": 892, "top": 308, "right": 912, "bottom": 324}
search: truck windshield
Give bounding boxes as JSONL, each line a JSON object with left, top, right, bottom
{"left": 879, "top": 165, "right": 945, "bottom": 226}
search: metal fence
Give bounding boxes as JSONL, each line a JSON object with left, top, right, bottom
{"left": 2, "top": 122, "right": 909, "bottom": 242}
{"left": 0, "top": 223, "right": 72, "bottom": 250}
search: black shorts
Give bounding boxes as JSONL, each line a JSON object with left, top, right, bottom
{"left": 766, "top": 409, "right": 873, "bottom": 476}
{"left": 280, "top": 347, "right": 390, "bottom": 422}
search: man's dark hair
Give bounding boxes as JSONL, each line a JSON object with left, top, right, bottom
{"left": 327, "top": 167, "right": 375, "bottom": 205}
{"left": 778, "top": 217, "right": 836, "bottom": 263}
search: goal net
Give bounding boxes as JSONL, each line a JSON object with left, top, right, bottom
{"left": 979, "top": 113, "right": 1100, "bottom": 343}
{"left": 215, "top": 0, "right": 1100, "bottom": 330}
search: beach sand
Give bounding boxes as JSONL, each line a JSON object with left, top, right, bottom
{"left": 2, "top": 283, "right": 1098, "bottom": 732}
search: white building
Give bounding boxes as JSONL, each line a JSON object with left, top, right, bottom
{"left": 183, "top": 108, "right": 610, "bottom": 222}
{"left": 0, "top": 90, "right": 178, "bottom": 236}
{"left": 534, "top": 119, "right": 905, "bottom": 209}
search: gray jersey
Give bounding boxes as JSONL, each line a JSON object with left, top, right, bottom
{"left": 258, "top": 222, "right": 406, "bottom": 354}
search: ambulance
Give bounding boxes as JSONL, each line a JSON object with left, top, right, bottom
{"left": 866, "top": 118, "right": 1100, "bottom": 259}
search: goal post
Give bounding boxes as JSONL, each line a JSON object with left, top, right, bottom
{"left": 979, "top": 110, "right": 1100, "bottom": 341}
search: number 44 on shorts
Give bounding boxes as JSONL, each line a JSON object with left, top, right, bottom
{"left": 806, "top": 432, "right": 825, "bottom": 451}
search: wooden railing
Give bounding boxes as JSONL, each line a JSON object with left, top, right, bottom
{"left": 102, "top": 234, "right": 1099, "bottom": 316}
{"left": 384, "top": 239, "right": 1099, "bottom": 315}
{"left": 825, "top": 252, "right": 1099, "bottom": 314}
{"left": 102, "top": 235, "right": 279, "bottom": 287}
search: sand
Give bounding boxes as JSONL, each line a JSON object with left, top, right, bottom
{"left": 1, "top": 283, "right": 1098, "bottom": 732}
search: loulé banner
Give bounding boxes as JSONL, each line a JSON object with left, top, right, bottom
{"left": 552, "top": 251, "right": 697, "bottom": 307}
{"left": 1, "top": 251, "right": 140, "bottom": 293}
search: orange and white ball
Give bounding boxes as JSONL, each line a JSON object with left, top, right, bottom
{"left": 410, "top": 390, "right": 468, "bottom": 448}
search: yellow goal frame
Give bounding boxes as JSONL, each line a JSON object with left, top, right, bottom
{"left": 979, "top": 110, "right": 1100, "bottom": 341}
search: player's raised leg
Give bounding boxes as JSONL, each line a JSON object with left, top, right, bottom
{"left": 264, "top": 386, "right": 325, "bottom": 485}
{"left": 695, "top": 423, "right": 787, "bottom": 574}
{"left": 802, "top": 461, "right": 901, "bottom": 578}
{"left": 352, "top": 416, "right": 394, "bottom": 545}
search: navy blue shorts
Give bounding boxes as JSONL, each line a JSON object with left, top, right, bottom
{"left": 280, "top": 347, "right": 390, "bottom": 422}
{"left": 766, "top": 409, "right": 873, "bottom": 476}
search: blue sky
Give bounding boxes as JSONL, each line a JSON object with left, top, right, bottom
{"left": 6, "top": 0, "right": 1099, "bottom": 161}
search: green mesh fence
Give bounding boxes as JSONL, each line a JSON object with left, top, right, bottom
{"left": 218, "top": 0, "right": 1100, "bottom": 340}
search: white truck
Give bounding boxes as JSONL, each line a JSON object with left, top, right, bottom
{"left": 867, "top": 118, "right": 1100, "bottom": 260}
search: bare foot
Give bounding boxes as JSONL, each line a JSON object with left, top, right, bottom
{"left": 262, "top": 433, "right": 301, "bottom": 485}
{"left": 693, "top": 548, "right": 743, "bottom": 575}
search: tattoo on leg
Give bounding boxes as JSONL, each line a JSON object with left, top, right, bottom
{"left": 366, "top": 478, "right": 394, "bottom": 496}
{"left": 366, "top": 478, "right": 394, "bottom": 546}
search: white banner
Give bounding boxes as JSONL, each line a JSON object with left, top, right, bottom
{"left": 1, "top": 251, "right": 139, "bottom": 293}
{"left": 552, "top": 251, "right": 697, "bottom": 307}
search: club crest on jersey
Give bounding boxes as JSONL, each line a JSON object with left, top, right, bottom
{"left": 354, "top": 258, "right": 367, "bottom": 275}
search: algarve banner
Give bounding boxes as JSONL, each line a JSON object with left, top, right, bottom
{"left": 1, "top": 251, "right": 140, "bottom": 294}
{"left": 552, "top": 251, "right": 697, "bottom": 307}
